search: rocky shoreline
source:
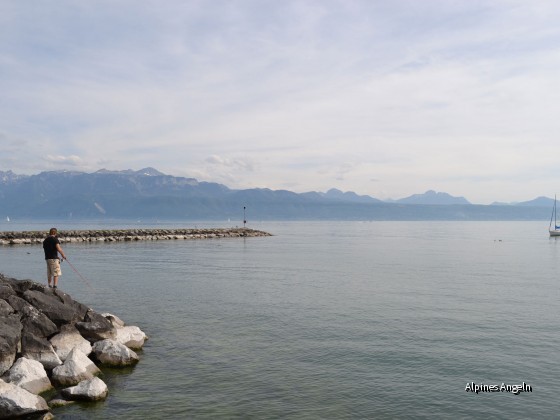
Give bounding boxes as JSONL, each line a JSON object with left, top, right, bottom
{"left": 0, "top": 275, "right": 147, "bottom": 418}
{"left": 0, "top": 227, "right": 272, "bottom": 245}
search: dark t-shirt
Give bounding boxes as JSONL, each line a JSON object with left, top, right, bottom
{"left": 43, "top": 236, "right": 60, "bottom": 260}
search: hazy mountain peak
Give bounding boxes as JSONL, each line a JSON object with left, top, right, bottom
{"left": 397, "top": 190, "right": 471, "bottom": 205}
{"left": 0, "top": 170, "right": 28, "bottom": 184}
{"left": 136, "top": 167, "right": 165, "bottom": 176}
{"left": 516, "top": 196, "right": 554, "bottom": 207}
{"left": 321, "top": 188, "right": 382, "bottom": 203}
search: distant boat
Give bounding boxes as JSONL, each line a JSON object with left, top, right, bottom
{"left": 5, "top": 216, "right": 9, "bottom": 222}
{"left": 549, "top": 196, "right": 560, "bottom": 236}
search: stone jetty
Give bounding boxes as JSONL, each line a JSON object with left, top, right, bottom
{"left": 0, "top": 274, "right": 148, "bottom": 418}
{"left": 0, "top": 227, "right": 272, "bottom": 245}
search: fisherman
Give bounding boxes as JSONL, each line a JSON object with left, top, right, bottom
{"left": 43, "top": 227, "right": 67, "bottom": 289}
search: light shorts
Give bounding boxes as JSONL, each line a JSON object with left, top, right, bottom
{"left": 46, "top": 259, "right": 62, "bottom": 277}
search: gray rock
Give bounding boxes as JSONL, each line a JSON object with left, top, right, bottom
{"left": 21, "top": 332, "right": 63, "bottom": 370}
{"left": 0, "top": 284, "right": 15, "bottom": 300}
{"left": 49, "top": 324, "right": 92, "bottom": 361}
{"left": 2, "top": 357, "right": 52, "bottom": 394}
{"left": 92, "top": 339, "right": 139, "bottom": 367}
{"left": 21, "top": 309, "right": 59, "bottom": 339}
{"left": 0, "top": 378, "right": 49, "bottom": 418}
{"left": 61, "top": 377, "right": 108, "bottom": 401}
{"left": 0, "top": 299, "right": 14, "bottom": 316}
{"left": 76, "top": 310, "right": 117, "bottom": 342}
{"left": 115, "top": 325, "right": 147, "bottom": 349}
{"left": 7, "top": 296, "right": 59, "bottom": 338}
{"left": 0, "top": 314, "right": 22, "bottom": 375}
{"left": 51, "top": 348, "right": 100, "bottom": 387}
{"left": 6, "top": 294, "right": 31, "bottom": 313}
{"left": 2, "top": 277, "right": 38, "bottom": 294}
{"left": 55, "top": 291, "right": 91, "bottom": 321}
{"left": 22, "top": 290, "right": 83, "bottom": 327}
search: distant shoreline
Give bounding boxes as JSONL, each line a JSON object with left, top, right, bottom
{"left": 0, "top": 228, "right": 272, "bottom": 245}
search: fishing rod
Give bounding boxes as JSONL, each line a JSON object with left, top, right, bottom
{"left": 62, "top": 258, "right": 96, "bottom": 292}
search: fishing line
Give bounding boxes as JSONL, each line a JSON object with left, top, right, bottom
{"left": 63, "top": 258, "right": 96, "bottom": 292}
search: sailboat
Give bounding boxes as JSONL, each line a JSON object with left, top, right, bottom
{"left": 5, "top": 216, "right": 9, "bottom": 222}
{"left": 549, "top": 196, "right": 560, "bottom": 236}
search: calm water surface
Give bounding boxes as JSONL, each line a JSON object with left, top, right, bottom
{"left": 0, "top": 220, "right": 559, "bottom": 419}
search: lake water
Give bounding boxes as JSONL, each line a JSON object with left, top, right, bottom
{"left": 0, "top": 220, "right": 559, "bottom": 418}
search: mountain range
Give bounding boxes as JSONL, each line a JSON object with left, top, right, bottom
{"left": 0, "top": 168, "right": 554, "bottom": 221}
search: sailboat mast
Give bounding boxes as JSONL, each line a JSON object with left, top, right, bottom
{"left": 550, "top": 195, "right": 557, "bottom": 231}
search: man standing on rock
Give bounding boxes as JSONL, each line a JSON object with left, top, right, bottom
{"left": 43, "top": 228, "right": 67, "bottom": 289}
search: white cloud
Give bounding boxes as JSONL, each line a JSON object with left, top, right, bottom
{"left": 45, "top": 155, "right": 84, "bottom": 166}
{"left": 205, "top": 155, "right": 255, "bottom": 171}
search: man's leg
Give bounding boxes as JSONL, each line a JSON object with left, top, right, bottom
{"left": 47, "top": 276, "right": 52, "bottom": 287}
{"left": 53, "top": 275, "right": 58, "bottom": 288}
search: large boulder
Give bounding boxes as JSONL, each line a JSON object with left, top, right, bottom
{"left": 21, "top": 332, "right": 62, "bottom": 370}
{"left": 22, "top": 290, "right": 83, "bottom": 327}
{"left": 21, "top": 310, "right": 58, "bottom": 339}
{"left": 0, "top": 379, "right": 49, "bottom": 418}
{"left": 1, "top": 277, "right": 37, "bottom": 294}
{"left": 92, "top": 339, "right": 139, "bottom": 367}
{"left": 5, "top": 294, "right": 31, "bottom": 313}
{"left": 61, "top": 377, "right": 108, "bottom": 401}
{"left": 50, "top": 324, "right": 92, "bottom": 361}
{"left": 2, "top": 357, "right": 52, "bottom": 394}
{"left": 55, "top": 291, "right": 90, "bottom": 320}
{"left": 76, "top": 311, "right": 117, "bottom": 342}
{"left": 7, "top": 295, "right": 58, "bottom": 338}
{"left": 51, "top": 348, "right": 100, "bottom": 387}
{"left": 0, "top": 314, "right": 22, "bottom": 375}
{"left": 115, "top": 326, "right": 147, "bottom": 350}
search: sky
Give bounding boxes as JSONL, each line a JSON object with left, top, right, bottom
{"left": 2, "top": 0, "right": 560, "bottom": 204}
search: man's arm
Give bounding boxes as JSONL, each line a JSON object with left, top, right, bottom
{"left": 56, "top": 243, "right": 67, "bottom": 260}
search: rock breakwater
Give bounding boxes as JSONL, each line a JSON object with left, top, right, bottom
{"left": 0, "top": 274, "right": 148, "bottom": 418}
{"left": 0, "top": 228, "right": 272, "bottom": 245}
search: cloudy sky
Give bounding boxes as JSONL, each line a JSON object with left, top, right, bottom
{"left": 2, "top": 1, "right": 560, "bottom": 204}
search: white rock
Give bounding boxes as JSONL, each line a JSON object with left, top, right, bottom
{"left": 61, "top": 377, "right": 108, "bottom": 401}
{"left": 100, "top": 312, "right": 125, "bottom": 328}
{"left": 51, "top": 348, "right": 100, "bottom": 387}
{"left": 0, "top": 379, "right": 49, "bottom": 418}
{"left": 49, "top": 324, "right": 92, "bottom": 361}
{"left": 92, "top": 339, "right": 139, "bottom": 366}
{"left": 115, "top": 326, "right": 147, "bottom": 349}
{"left": 2, "top": 357, "right": 52, "bottom": 394}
